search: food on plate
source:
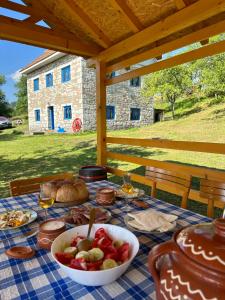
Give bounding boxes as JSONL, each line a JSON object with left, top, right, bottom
{"left": 42, "top": 178, "right": 89, "bottom": 204}
{"left": 127, "top": 209, "right": 177, "bottom": 232}
{"left": 133, "top": 200, "right": 149, "bottom": 209}
{"left": 115, "top": 188, "right": 144, "bottom": 198}
{"left": 63, "top": 206, "right": 110, "bottom": 225}
{"left": 55, "top": 227, "right": 130, "bottom": 271}
{"left": 0, "top": 210, "right": 31, "bottom": 228}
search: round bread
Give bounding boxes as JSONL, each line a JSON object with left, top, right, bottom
{"left": 74, "top": 180, "right": 89, "bottom": 203}
{"left": 56, "top": 183, "right": 79, "bottom": 203}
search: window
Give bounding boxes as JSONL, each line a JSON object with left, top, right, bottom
{"left": 33, "top": 78, "right": 39, "bottom": 91}
{"left": 106, "top": 105, "right": 115, "bottom": 120}
{"left": 64, "top": 105, "right": 72, "bottom": 120}
{"left": 61, "top": 65, "right": 71, "bottom": 83}
{"left": 110, "top": 72, "right": 116, "bottom": 78}
{"left": 130, "top": 108, "right": 140, "bottom": 120}
{"left": 130, "top": 77, "right": 140, "bottom": 87}
{"left": 34, "top": 109, "right": 40, "bottom": 121}
{"left": 46, "top": 73, "right": 53, "bottom": 87}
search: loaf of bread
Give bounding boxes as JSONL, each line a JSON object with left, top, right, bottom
{"left": 42, "top": 178, "right": 89, "bottom": 204}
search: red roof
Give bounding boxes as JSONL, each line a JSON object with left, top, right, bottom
{"left": 21, "top": 50, "right": 56, "bottom": 71}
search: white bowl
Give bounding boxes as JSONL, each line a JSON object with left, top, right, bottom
{"left": 51, "top": 223, "right": 139, "bottom": 286}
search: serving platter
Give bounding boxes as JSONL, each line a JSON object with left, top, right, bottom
{"left": 63, "top": 206, "right": 112, "bottom": 226}
{"left": 0, "top": 209, "right": 37, "bottom": 231}
{"left": 124, "top": 213, "right": 176, "bottom": 234}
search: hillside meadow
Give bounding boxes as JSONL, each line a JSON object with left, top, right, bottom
{"left": 0, "top": 96, "right": 225, "bottom": 216}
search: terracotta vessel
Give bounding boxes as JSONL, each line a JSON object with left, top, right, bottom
{"left": 148, "top": 218, "right": 225, "bottom": 300}
{"left": 96, "top": 187, "right": 115, "bottom": 206}
{"left": 38, "top": 218, "right": 66, "bottom": 250}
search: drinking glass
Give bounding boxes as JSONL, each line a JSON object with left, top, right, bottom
{"left": 38, "top": 183, "right": 55, "bottom": 220}
{"left": 121, "top": 173, "right": 134, "bottom": 212}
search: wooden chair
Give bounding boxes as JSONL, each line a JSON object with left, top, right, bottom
{"left": 145, "top": 166, "right": 191, "bottom": 208}
{"left": 9, "top": 172, "right": 75, "bottom": 196}
{"left": 200, "top": 178, "right": 225, "bottom": 218}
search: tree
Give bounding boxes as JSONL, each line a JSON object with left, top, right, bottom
{"left": 0, "top": 75, "right": 12, "bottom": 117}
{"left": 14, "top": 75, "right": 28, "bottom": 115}
{"left": 142, "top": 65, "right": 192, "bottom": 119}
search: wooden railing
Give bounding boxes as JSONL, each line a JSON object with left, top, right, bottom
{"left": 105, "top": 138, "right": 225, "bottom": 209}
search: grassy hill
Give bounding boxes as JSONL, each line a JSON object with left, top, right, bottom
{"left": 0, "top": 96, "right": 224, "bottom": 216}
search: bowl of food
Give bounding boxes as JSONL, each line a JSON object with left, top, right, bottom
{"left": 51, "top": 224, "right": 139, "bottom": 286}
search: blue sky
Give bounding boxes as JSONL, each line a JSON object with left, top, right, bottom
{"left": 0, "top": 4, "right": 45, "bottom": 103}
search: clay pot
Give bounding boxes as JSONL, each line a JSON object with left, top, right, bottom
{"left": 148, "top": 218, "right": 225, "bottom": 300}
{"left": 37, "top": 218, "right": 66, "bottom": 250}
{"left": 96, "top": 188, "right": 115, "bottom": 206}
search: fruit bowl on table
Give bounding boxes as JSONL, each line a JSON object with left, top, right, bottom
{"left": 51, "top": 223, "right": 139, "bottom": 286}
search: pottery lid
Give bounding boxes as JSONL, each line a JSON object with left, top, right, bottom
{"left": 176, "top": 218, "right": 225, "bottom": 273}
{"left": 6, "top": 246, "right": 35, "bottom": 259}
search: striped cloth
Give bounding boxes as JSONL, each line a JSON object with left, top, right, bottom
{"left": 0, "top": 180, "right": 210, "bottom": 300}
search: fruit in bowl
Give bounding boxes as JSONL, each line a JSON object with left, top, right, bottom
{"left": 51, "top": 224, "right": 139, "bottom": 286}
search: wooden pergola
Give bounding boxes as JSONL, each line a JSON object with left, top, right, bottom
{"left": 1, "top": 0, "right": 225, "bottom": 211}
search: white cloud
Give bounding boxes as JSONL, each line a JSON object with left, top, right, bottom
{"left": 10, "top": 69, "right": 22, "bottom": 82}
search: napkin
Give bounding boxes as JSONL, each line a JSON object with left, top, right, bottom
{"left": 127, "top": 209, "right": 178, "bottom": 232}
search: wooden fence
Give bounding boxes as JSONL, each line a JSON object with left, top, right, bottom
{"left": 105, "top": 138, "right": 225, "bottom": 209}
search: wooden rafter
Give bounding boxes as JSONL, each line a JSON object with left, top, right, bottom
{"left": 108, "top": 0, "right": 143, "bottom": 33}
{"left": 174, "top": 0, "right": 186, "bottom": 10}
{"left": 88, "top": 0, "right": 225, "bottom": 64}
{"left": 0, "top": 0, "right": 32, "bottom": 15}
{"left": 105, "top": 19, "right": 225, "bottom": 72}
{"left": 0, "top": 16, "right": 102, "bottom": 57}
{"left": 61, "top": 0, "right": 112, "bottom": 48}
{"left": 105, "top": 39, "right": 225, "bottom": 85}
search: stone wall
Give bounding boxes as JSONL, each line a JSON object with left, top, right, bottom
{"left": 27, "top": 55, "right": 83, "bottom": 133}
{"left": 82, "top": 59, "right": 153, "bottom": 131}
{"left": 27, "top": 54, "right": 153, "bottom": 133}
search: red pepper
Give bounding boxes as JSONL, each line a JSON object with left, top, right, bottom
{"left": 117, "top": 243, "right": 130, "bottom": 262}
{"left": 104, "top": 245, "right": 118, "bottom": 260}
{"left": 97, "top": 237, "right": 112, "bottom": 251}
{"left": 69, "top": 258, "right": 87, "bottom": 270}
{"left": 95, "top": 228, "right": 107, "bottom": 239}
{"left": 71, "top": 235, "right": 85, "bottom": 247}
{"left": 86, "top": 259, "right": 103, "bottom": 271}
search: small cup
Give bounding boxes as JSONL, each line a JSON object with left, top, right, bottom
{"left": 37, "top": 218, "right": 66, "bottom": 250}
{"left": 96, "top": 188, "right": 115, "bottom": 206}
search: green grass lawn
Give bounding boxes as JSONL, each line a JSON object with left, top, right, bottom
{"left": 0, "top": 96, "right": 225, "bottom": 217}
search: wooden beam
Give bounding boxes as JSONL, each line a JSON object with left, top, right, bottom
{"left": 0, "top": 0, "right": 32, "bottom": 15}
{"left": 174, "top": 0, "right": 186, "bottom": 10}
{"left": 108, "top": 0, "right": 143, "bottom": 33}
{"left": 106, "top": 39, "right": 225, "bottom": 85}
{"left": 62, "top": 0, "right": 112, "bottom": 48}
{"left": 0, "top": 16, "right": 101, "bottom": 57}
{"left": 23, "top": 16, "right": 42, "bottom": 24}
{"left": 106, "top": 152, "right": 225, "bottom": 183}
{"left": 200, "top": 39, "right": 209, "bottom": 45}
{"left": 96, "top": 61, "right": 107, "bottom": 165}
{"left": 105, "top": 20, "right": 225, "bottom": 72}
{"left": 88, "top": 0, "right": 225, "bottom": 63}
{"left": 106, "top": 137, "right": 225, "bottom": 155}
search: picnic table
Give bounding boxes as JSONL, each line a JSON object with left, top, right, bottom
{"left": 0, "top": 180, "right": 210, "bottom": 300}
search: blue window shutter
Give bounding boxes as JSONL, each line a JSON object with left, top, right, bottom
{"left": 61, "top": 65, "right": 71, "bottom": 83}
{"left": 130, "top": 108, "right": 140, "bottom": 120}
{"left": 130, "top": 77, "right": 140, "bottom": 87}
{"left": 33, "top": 78, "right": 39, "bottom": 91}
{"left": 35, "top": 109, "right": 40, "bottom": 121}
{"left": 64, "top": 105, "right": 72, "bottom": 120}
{"left": 46, "top": 73, "right": 53, "bottom": 87}
{"left": 106, "top": 106, "right": 115, "bottom": 120}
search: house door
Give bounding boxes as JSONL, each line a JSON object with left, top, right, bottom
{"left": 48, "top": 106, "right": 55, "bottom": 130}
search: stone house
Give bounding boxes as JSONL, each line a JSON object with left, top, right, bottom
{"left": 21, "top": 50, "right": 153, "bottom": 133}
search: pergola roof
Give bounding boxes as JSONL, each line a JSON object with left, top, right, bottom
{"left": 1, "top": 0, "right": 225, "bottom": 71}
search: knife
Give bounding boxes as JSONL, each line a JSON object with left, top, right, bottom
{"left": 0, "top": 229, "right": 38, "bottom": 243}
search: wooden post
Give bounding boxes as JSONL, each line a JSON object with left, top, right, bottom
{"left": 96, "top": 61, "right": 107, "bottom": 166}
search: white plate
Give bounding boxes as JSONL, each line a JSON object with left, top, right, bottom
{"left": 115, "top": 188, "right": 145, "bottom": 199}
{"left": 0, "top": 209, "right": 37, "bottom": 231}
{"left": 124, "top": 214, "right": 176, "bottom": 234}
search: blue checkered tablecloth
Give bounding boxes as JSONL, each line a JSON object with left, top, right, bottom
{"left": 0, "top": 180, "right": 210, "bottom": 300}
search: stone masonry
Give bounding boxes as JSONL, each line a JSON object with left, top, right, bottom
{"left": 25, "top": 53, "right": 153, "bottom": 133}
